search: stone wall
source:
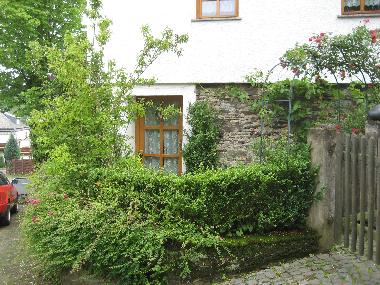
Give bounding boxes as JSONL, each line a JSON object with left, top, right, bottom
{"left": 196, "top": 84, "right": 260, "bottom": 167}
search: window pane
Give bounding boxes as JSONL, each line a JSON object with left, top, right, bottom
{"left": 344, "top": 0, "right": 360, "bottom": 11}
{"left": 365, "top": 0, "right": 380, "bottom": 10}
{"left": 164, "top": 130, "right": 178, "bottom": 154}
{"left": 144, "top": 107, "right": 160, "bottom": 126}
{"left": 144, "top": 157, "right": 160, "bottom": 170}
{"left": 164, "top": 158, "right": 178, "bottom": 174}
{"left": 220, "top": 0, "right": 235, "bottom": 16}
{"left": 202, "top": 0, "right": 217, "bottom": 16}
{"left": 144, "top": 130, "right": 160, "bottom": 154}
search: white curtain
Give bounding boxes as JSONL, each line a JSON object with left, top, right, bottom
{"left": 164, "top": 158, "right": 178, "bottom": 173}
{"left": 164, "top": 131, "right": 178, "bottom": 154}
{"left": 220, "top": 0, "right": 235, "bottom": 15}
{"left": 144, "top": 130, "right": 160, "bottom": 154}
{"left": 366, "top": 0, "right": 380, "bottom": 7}
{"left": 144, "top": 157, "right": 160, "bottom": 170}
{"left": 202, "top": 0, "right": 217, "bottom": 16}
{"left": 345, "top": 0, "right": 360, "bottom": 7}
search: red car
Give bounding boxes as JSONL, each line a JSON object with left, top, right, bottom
{"left": 0, "top": 172, "right": 18, "bottom": 226}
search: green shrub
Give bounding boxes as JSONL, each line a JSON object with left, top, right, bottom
{"left": 183, "top": 100, "right": 221, "bottom": 172}
{"left": 23, "top": 146, "right": 317, "bottom": 284}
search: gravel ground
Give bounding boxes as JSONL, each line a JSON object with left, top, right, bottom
{"left": 0, "top": 205, "right": 45, "bottom": 285}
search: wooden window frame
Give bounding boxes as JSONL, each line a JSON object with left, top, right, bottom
{"left": 342, "top": 0, "right": 380, "bottom": 15}
{"left": 196, "top": 0, "right": 239, "bottom": 19}
{"left": 135, "top": 96, "right": 183, "bottom": 175}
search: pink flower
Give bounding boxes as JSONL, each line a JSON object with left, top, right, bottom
{"left": 32, "top": 216, "right": 39, "bottom": 223}
{"left": 29, "top": 199, "right": 40, "bottom": 205}
{"left": 320, "top": 32, "right": 326, "bottom": 37}
{"left": 370, "top": 31, "right": 377, "bottom": 43}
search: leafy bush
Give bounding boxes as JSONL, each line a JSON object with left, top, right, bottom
{"left": 23, "top": 144, "right": 317, "bottom": 284}
{"left": 183, "top": 100, "right": 221, "bottom": 172}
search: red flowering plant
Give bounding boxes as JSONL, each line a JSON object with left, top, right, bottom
{"left": 278, "top": 24, "right": 380, "bottom": 134}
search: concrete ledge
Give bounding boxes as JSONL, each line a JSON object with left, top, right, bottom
{"left": 337, "top": 14, "right": 380, "bottom": 18}
{"left": 191, "top": 17, "right": 242, "bottom": 22}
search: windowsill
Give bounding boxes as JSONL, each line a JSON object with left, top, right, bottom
{"left": 338, "top": 13, "right": 380, "bottom": 18}
{"left": 191, "top": 17, "right": 242, "bottom": 22}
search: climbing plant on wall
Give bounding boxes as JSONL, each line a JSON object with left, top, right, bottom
{"left": 183, "top": 100, "right": 221, "bottom": 172}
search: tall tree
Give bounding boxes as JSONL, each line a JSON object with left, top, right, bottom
{"left": 4, "top": 133, "right": 20, "bottom": 162}
{"left": 0, "top": 0, "right": 87, "bottom": 116}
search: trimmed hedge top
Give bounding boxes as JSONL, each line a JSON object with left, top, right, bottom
{"left": 98, "top": 153, "right": 317, "bottom": 236}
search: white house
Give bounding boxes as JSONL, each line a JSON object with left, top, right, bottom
{"left": 102, "top": 0, "right": 380, "bottom": 173}
{"left": 0, "top": 113, "right": 31, "bottom": 159}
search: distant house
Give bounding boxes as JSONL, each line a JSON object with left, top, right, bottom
{"left": 0, "top": 113, "right": 31, "bottom": 159}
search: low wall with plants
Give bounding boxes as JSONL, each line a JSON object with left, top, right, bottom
{"left": 22, "top": 142, "right": 318, "bottom": 284}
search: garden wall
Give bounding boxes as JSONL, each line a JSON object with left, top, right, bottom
{"left": 196, "top": 84, "right": 261, "bottom": 167}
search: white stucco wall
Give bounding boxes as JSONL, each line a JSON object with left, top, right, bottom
{"left": 102, "top": 0, "right": 380, "bottom": 84}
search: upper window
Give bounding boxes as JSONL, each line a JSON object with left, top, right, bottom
{"left": 342, "top": 0, "right": 380, "bottom": 14}
{"left": 196, "top": 0, "right": 239, "bottom": 19}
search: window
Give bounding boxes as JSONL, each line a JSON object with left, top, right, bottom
{"left": 196, "top": 0, "right": 239, "bottom": 19}
{"left": 342, "top": 0, "right": 380, "bottom": 14}
{"left": 135, "top": 96, "right": 183, "bottom": 175}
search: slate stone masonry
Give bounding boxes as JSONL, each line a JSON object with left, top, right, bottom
{"left": 196, "top": 84, "right": 261, "bottom": 167}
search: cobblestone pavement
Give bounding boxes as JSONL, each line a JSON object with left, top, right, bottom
{"left": 218, "top": 248, "right": 380, "bottom": 285}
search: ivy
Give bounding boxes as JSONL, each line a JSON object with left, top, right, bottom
{"left": 183, "top": 100, "right": 221, "bottom": 173}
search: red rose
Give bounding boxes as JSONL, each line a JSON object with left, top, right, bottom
{"left": 352, "top": 128, "right": 360, "bottom": 134}
{"left": 335, "top": 125, "right": 342, "bottom": 132}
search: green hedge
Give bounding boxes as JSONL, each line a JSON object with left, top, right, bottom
{"left": 23, "top": 147, "right": 318, "bottom": 284}
{"left": 98, "top": 153, "right": 317, "bottom": 236}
